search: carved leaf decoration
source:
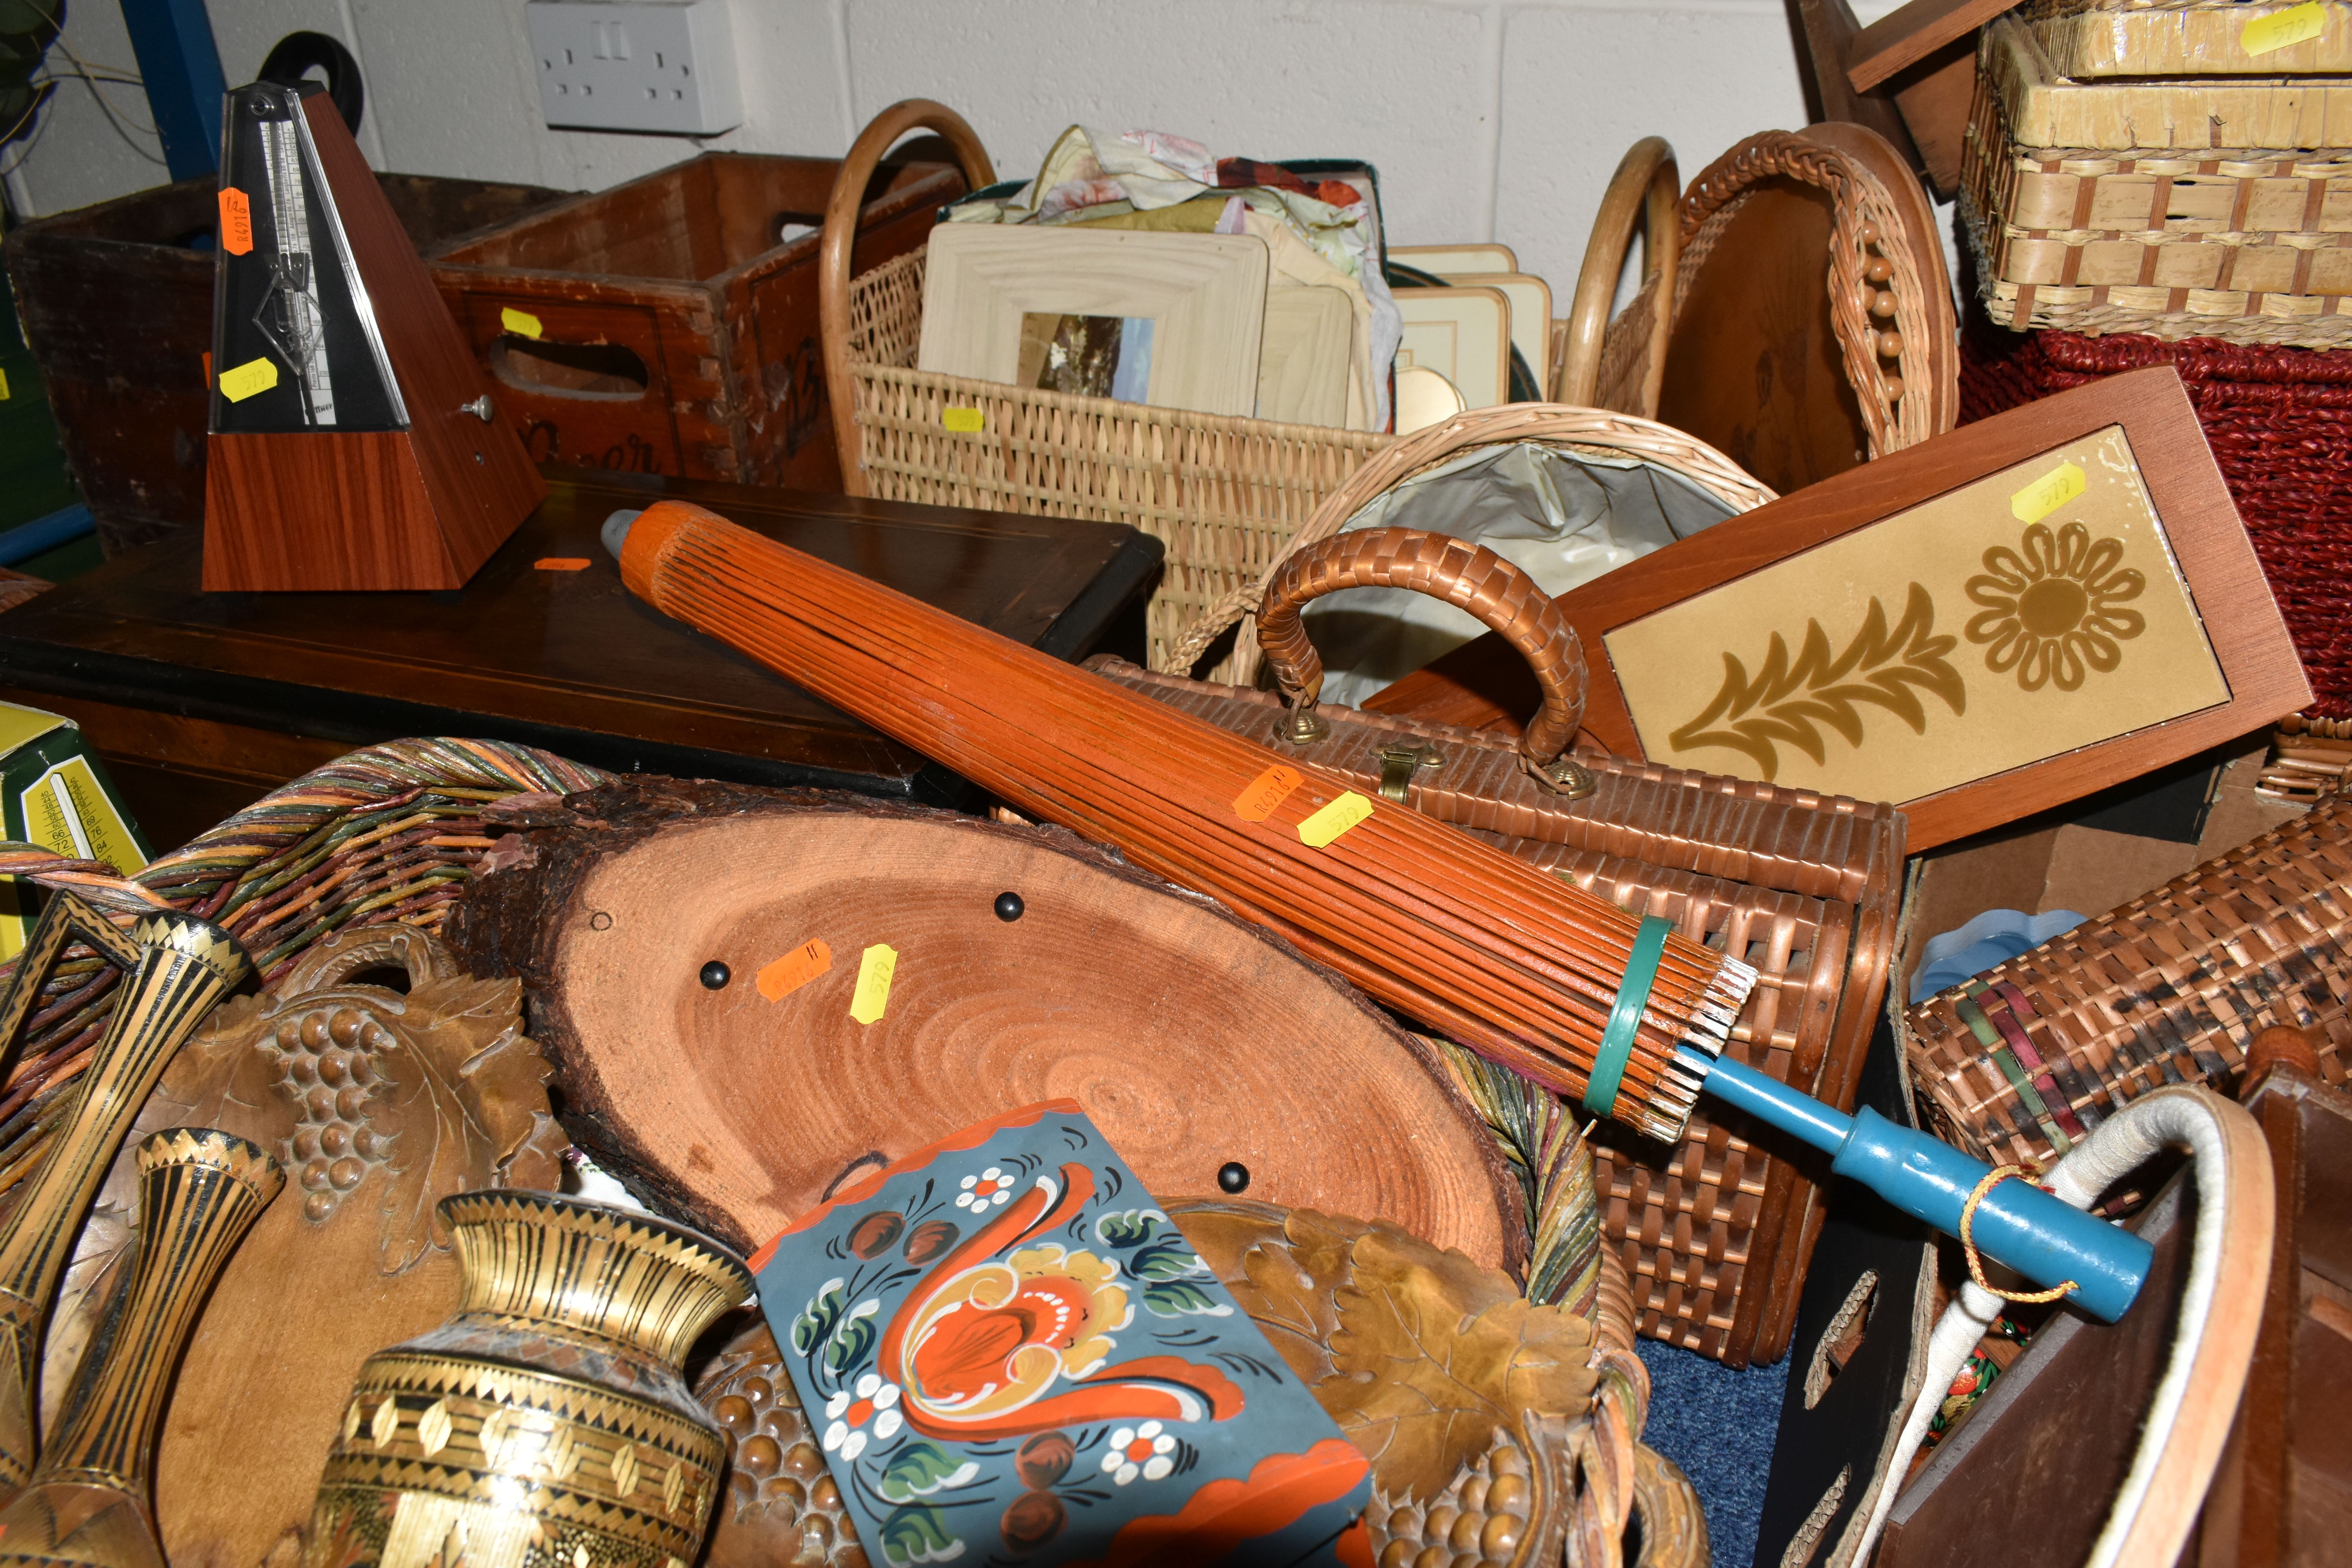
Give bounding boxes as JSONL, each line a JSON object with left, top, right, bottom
{"left": 1667, "top": 583, "right": 1967, "bottom": 780}
{"left": 1321, "top": 1227, "right": 1595, "bottom": 1500}
{"left": 368, "top": 974, "right": 564, "bottom": 1273}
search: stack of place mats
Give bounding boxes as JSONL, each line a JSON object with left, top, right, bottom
{"left": 1962, "top": 9, "right": 2352, "bottom": 346}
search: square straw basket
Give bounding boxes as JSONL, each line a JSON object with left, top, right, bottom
{"left": 1962, "top": 11, "right": 2352, "bottom": 347}
{"left": 817, "top": 103, "right": 1395, "bottom": 683}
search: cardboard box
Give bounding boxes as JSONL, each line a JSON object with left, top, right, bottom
{"left": 0, "top": 701, "right": 150, "bottom": 959}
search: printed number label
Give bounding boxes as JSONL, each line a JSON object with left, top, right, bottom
{"left": 217, "top": 358, "right": 280, "bottom": 403}
{"left": 759, "top": 939, "right": 832, "bottom": 1001}
{"left": 2010, "top": 461, "right": 2085, "bottom": 524}
{"left": 218, "top": 187, "right": 253, "bottom": 255}
{"left": 1233, "top": 765, "right": 1303, "bottom": 822}
{"left": 1298, "top": 791, "right": 1374, "bottom": 848}
{"left": 850, "top": 943, "right": 898, "bottom": 1024}
{"left": 2244, "top": 2, "right": 2326, "bottom": 56}
{"left": 501, "top": 307, "right": 544, "bottom": 339}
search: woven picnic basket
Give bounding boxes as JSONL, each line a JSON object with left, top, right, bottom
{"left": 1962, "top": 11, "right": 2352, "bottom": 346}
{"left": 0, "top": 738, "right": 610, "bottom": 1201}
{"left": 1121, "top": 409, "right": 1906, "bottom": 1367}
{"left": 817, "top": 100, "right": 1396, "bottom": 683}
{"left": 1904, "top": 791, "right": 2351, "bottom": 1168}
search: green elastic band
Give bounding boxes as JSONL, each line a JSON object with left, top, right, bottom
{"left": 1586, "top": 916, "right": 1673, "bottom": 1120}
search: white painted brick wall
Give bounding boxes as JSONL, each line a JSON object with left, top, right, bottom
{"left": 5, "top": 0, "right": 1905, "bottom": 333}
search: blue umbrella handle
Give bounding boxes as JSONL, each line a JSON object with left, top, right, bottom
{"left": 1693, "top": 1052, "right": 2151, "bottom": 1322}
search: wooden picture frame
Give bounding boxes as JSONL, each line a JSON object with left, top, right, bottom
{"left": 1394, "top": 285, "right": 1511, "bottom": 409}
{"left": 917, "top": 225, "right": 1269, "bottom": 416}
{"left": 1390, "top": 243, "right": 1519, "bottom": 276}
{"left": 1557, "top": 367, "right": 2310, "bottom": 850}
{"left": 1256, "top": 283, "right": 1353, "bottom": 427}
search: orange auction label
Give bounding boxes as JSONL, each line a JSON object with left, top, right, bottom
{"left": 758, "top": 939, "right": 831, "bottom": 1001}
{"left": 534, "top": 557, "right": 592, "bottom": 572}
{"left": 1233, "top": 764, "right": 1303, "bottom": 822}
{"left": 218, "top": 187, "right": 252, "bottom": 255}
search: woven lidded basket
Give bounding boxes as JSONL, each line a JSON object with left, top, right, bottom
{"left": 2024, "top": 0, "right": 2352, "bottom": 78}
{"left": 1904, "top": 793, "right": 2349, "bottom": 1167}
{"left": 1963, "top": 11, "right": 2352, "bottom": 346}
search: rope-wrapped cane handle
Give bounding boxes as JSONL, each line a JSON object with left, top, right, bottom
{"left": 1256, "top": 527, "right": 1595, "bottom": 797}
{"left": 818, "top": 100, "right": 996, "bottom": 498}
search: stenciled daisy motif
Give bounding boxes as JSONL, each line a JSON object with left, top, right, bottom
{"left": 1100, "top": 1420, "right": 1177, "bottom": 1485}
{"left": 822, "top": 1371, "right": 904, "bottom": 1461}
{"left": 1963, "top": 520, "right": 2145, "bottom": 692}
{"left": 957, "top": 1167, "right": 1016, "bottom": 1211}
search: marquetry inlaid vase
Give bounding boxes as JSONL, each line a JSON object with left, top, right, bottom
{"left": 303, "top": 1191, "right": 754, "bottom": 1568}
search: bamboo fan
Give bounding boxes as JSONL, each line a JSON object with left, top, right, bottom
{"left": 613, "top": 499, "right": 1754, "bottom": 1144}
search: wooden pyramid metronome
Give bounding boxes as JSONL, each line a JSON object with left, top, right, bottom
{"left": 203, "top": 83, "right": 543, "bottom": 590}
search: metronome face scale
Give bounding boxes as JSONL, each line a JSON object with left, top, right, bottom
{"left": 208, "top": 83, "right": 405, "bottom": 437}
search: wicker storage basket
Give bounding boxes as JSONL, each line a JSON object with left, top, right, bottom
{"left": 1962, "top": 11, "right": 2352, "bottom": 345}
{"left": 818, "top": 102, "right": 1396, "bottom": 683}
{"left": 1904, "top": 792, "right": 2349, "bottom": 1168}
{"left": 2025, "top": 0, "right": 2352, "bottom": 78}
{"left": 0, "top": 738, "right": 608, "bottom": 1198}
{"left": 1957, "top": 321, "right": 2352, "bottom": 719}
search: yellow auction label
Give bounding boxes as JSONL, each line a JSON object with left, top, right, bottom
{"left": 1298, "top": 791, "right": 1374, "bottom": 848}
{"left": 0, "top": 367, "right": 9, "bottom": 401}
{"left": 758, "top": 938, "right": 831, "bottom": 1001}
{"left": 217, "top": 357, "right": 279, "bottom": 403}
{"left": 2010, "top": 461, "right": 2085, "bottom": 524}
{"left": 942, "top": 406, "right": 985, "bottom": 432}
{"left": 2244, "top": 1, "right": 2326, "bottom": 55}
{"left": 850, "top": 943, "right": 898, "bottom": 1024}
{"left": 501, "top": 306, "right": 544, "bottom": 339}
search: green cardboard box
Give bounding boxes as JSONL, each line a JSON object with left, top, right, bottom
{"left": 0, "top": 702, "right": 151, "bottom": 960}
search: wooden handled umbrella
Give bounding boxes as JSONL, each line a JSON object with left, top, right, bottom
{"left": 610, "top": 501, "right": 2156, "bottom": 1321}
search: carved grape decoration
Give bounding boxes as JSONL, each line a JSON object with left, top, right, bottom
{"left": 268, "top": 1004, "right": 397, "bottom": 1222}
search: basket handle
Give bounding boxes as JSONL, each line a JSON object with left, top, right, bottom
{"left": 1557, "top": 137, "right": 1679, "bottom": 416}
{"left": 1256, "top": 526, "right": 1594, "bottom": 797}
{"left": 819, "top": 100, "right": 996, "bottom": 497}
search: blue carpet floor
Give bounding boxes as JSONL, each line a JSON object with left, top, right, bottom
{"left": 1635, "top": 1339, "right": 1789, "bottom": 1568}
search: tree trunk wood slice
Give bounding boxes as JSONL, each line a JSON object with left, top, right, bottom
{"left": 446, "top": 779, "right": 1523, "bottom": 1272}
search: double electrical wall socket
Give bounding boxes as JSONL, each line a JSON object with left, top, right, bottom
{"left": 526, "top": 0, "right": 742, "bottom": 136}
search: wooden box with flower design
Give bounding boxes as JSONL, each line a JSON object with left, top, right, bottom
{"left": 748, "top": 1100, "right": 1373, "bottom": 1565}
{"left": 1545, "top": 365, "right": 2307, "bottom": 851}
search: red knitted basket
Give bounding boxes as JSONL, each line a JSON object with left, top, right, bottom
{"left": 1960, "top": 321, "right": 2352, "bottom": 719}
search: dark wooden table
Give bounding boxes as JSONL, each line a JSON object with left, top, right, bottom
{"left": 0, "top": 469, "right": 1161, "bottom": 849}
